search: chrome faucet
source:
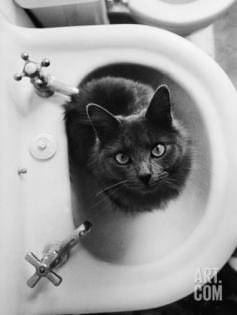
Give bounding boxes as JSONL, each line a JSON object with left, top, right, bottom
{"left": 25, "top": 221, "right": 92, "bottom": 288}
{"left": 14, "top": 52, "right": 79, "bottom": 98}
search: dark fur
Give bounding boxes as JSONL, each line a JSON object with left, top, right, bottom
{"left": 65, "top": 77, "right": 192, "bottom": 212}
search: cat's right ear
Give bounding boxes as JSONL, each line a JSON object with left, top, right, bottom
{"left": 145, "top": 85, "right": 172, "bottom": 127}
{"left": 86, "top": 104, "right": 120, "bottom": 142}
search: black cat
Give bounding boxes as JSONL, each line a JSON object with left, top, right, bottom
{"left": 65, "top": 77, "right": 192, "bottom": 212}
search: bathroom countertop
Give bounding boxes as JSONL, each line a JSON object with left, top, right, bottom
{"left": 188, "top": 1, "right": 237, "bottom": 89}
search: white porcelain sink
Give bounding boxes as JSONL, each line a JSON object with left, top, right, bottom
{"left": 1, "top": 12, "right": 237, "bottom": 315}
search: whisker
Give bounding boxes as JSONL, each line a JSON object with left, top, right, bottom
{"left": 105, "top": 145, "right": 120, "bottom": 151}
{"left": 75, "top": 120, "right": 92, "bottom": 124}
{"left": 161, "top": 180, "right": 180, "bottom": 190}
{"left": 87, "top": 159, "right": 97, "bottom": 167}
{"left": 88, "top": 194, "right": 108, "bottom": 210}
{"left": 96, "top": 180, "right": 129, "bottom": 197}
{"left": 89, "top": 185, "right": 122, "bottom": 210}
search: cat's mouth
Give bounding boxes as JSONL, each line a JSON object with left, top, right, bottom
{"left": 99, "top": 177, "right": 169, "bottom": 198}
{"left": 143, "top": 185, "right": 156, "bottom": 191}
{"left": 141, "top": 184, "right": 162, "bottom": 194}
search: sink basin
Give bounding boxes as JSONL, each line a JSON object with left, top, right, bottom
{"left": 1, "top": 12, "right": 237, "bottom": 315}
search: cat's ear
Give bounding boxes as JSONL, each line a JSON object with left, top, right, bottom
{"left": 86, "top": 103, "right": 120, "bottom": 141}
{"left": 145, "top": 85, "right": 172, "bottom": 126}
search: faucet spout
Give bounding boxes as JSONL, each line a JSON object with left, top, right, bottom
{"left": 14, "top": 52, "right": 79, "bottom": 98}
{"left": 46, "top": 74, "right": 79, "bottom": 97}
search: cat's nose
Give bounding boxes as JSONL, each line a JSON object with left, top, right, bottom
{"left": 139, "top": 173, "right": 151, "bottom": 185}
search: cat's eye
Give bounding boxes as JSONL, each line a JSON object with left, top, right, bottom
{"left": 151, "top": 144, "right": 166, "bottom": 158}
{"left": 115, "top": 153, "right": 130, "bottom": 165}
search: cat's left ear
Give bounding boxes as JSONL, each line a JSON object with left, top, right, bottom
{"left": 145, "top": 85, "right": 172, "bottom": 126}
{"left": 87, "top": 103, "right": 120, "bottom": 142}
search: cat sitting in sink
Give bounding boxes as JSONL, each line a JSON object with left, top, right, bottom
{"left": 65, "top": 77, "right": 192, "bottom": 213}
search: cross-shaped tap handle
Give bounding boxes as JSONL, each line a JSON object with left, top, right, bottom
{"left": 14, "top": 52, "right": 50, "bottom": 86}
{"left": 25, "top": 251, "right": 62, "bottom": 288}
{"left": 14, "top": 52, "right": 79, "bottom": 98}
{"left": 25, "top": 221, "right": 92, "bottom": 288}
